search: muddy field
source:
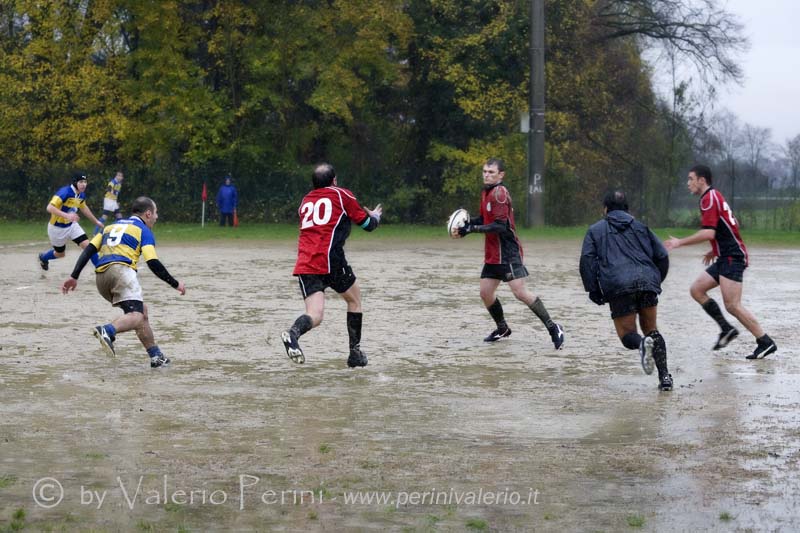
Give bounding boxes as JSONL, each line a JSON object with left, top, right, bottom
{"left": 1, "top": 236, "right": 799, "bottom": 532}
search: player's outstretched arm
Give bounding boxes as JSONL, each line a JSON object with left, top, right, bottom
{"left": 61, "top": 242, "right": 99, "bottom": 293}
{"left": 80, "top": 205, "right": 103, "bottom": 229}
{"left": 664, "top": 229, "right": 715, "bottom": 251}
{"left": 360, "top": 203, "right": 382, "bottom": 232}
{"left": 146, "top": 258, "right": 183, "bottom": 293}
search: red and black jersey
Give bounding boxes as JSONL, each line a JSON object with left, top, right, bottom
{"left": 699, "top": 188, "right": 748, "bottom": 265}
{"left": 293, "top": 186, "right": 371, "bottom": 275}
{"left": 479, "top": 183, "right": 524, "bottom": 265}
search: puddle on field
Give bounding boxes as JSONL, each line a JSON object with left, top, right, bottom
{"left": 1, "top": 240, "right": 799, "bottom": 531}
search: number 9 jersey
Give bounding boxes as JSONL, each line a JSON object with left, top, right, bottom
{"left": 293, "top": 186, "right": 373, "bottom": 275}
{"left": 89, "top": 216, "right": 159, "bottom": 272}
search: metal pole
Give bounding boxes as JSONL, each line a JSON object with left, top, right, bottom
{"left": 527, "top": 0, "right": 545, "bottom": 227}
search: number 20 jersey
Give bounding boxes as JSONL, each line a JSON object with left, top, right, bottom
{"left": 293, "top": 186, "right": 371, "bottom": 275}
{"left": 89, "top": 215, "right": 159, "bottom": 272}
{"left": 699, "top": 187, "right": 748, "bottom": 265}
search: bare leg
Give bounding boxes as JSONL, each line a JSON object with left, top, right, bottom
{"left": 720, "top": 277, "right": 765, "bottom": 338}
{"left": 303, "top": 292, "right": 326, "bottom": 327}
{"left": 134, "top": 304, "right": 156, "bottom": 350}
{"left": 689, "top": 272, "right": 718, "bottom": 304}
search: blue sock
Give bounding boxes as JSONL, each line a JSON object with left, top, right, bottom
{"left": 147, "top": 346, "right": 162, "bottom": 358}
{"left": 41, "top": 249, "right": 57, "bottom": 261}
{"left": 104, "top": 324, "right": 116, "bottom": 340}
{"left": 90, "top": 253, "right": 99, "bottom": 267}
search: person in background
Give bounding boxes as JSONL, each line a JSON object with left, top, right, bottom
{"left": 216, "top": 174, "right": 238, "bottom": 227}
{"left": 38, "top": 172, "right": 103, "bottom": 271}
{"left": 95, "top": 171, "right": 124, "bottom": 234}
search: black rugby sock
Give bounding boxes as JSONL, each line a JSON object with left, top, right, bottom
{"left": 701, "top": 299, "right": 733, "bottom": 331}
{"left": 648, "top": 330, "right": 669, "bottom": 376}
{"left": 529, "top": 297, "right": 555, "bottom": 331}
{"left": 290, "top": 314, "right": 313, "bottom": 338}
{"left": 487, "top": 299, "right": 507, "bottom": 329}
{"left": 347, "top": 312, "right": 363, "bottom": 350}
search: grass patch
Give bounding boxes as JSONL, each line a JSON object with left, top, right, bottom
{"left": 0, "top": 475, "right": 17, "bottom": 489}
{"left": 465, "top": 517, "right": 488, "bottom": 530}
{"left": 318, "top": 443, "right": 331, "bottom": 454}
{"left": 136, "top": 519, "right": 156, "bottom": 531}
{"left": 719, "top": 511, "right": 734, "bottom": 521}
{"left": 626, "top": 514, "right": 646, "bottom": 527}
{"left": 3, "top": 220, "right": 799, "bottom": 246}
{"left": 84, "top": 452, "right": 106, "bottom": 460}
{"left": 1, "top": 508, "right": 26, "bottom": 533}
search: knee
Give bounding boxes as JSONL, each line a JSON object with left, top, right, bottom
{"left": 511, "top": 286, "right": 532, "bottom": 302}
{"left": 128, "top": 311, "right": 146, "bottom": 328}
{"left": 689, "top": 285, "right": 706, "bottom": 302}
{"left": 723, "top": 301, "right": 740, "bottom": 315}
{"left": 479, "top": 289, "right": 494, "bottom": 304}
{"left": 621, "top": 332, "right": 641, "bottom": 350}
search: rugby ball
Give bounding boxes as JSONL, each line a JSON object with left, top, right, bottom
{"left": 447, "top": 208, "right": 470, "bottom": 239}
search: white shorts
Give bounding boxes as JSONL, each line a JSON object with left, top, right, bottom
{"left": 95, "top": 264, "right": 143, "bottom": 305}
{"left": 103, "top": 198, "right": 120, "bottom": 213}
{"left": 47, "top": 223, "right": 87, "bottom": 248}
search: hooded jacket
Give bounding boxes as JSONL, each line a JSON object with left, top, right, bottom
{"left": 579, "top": 210, "right": 669, "bottom": 300}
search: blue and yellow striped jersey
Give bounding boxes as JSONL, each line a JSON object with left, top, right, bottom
{"left": 104, "top": 177, "right": 123, "bottom": 201}
{"left": 48, "top": 185, "right": 86, "bottom": 227}
{"left": 90, "top": 216, "right": 159, "bottom": 272}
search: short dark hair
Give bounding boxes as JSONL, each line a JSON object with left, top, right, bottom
{"left": 312, "top": 163, "right": 336, "bottom": 189}
{"left": 603, "top": 190, "right": 629, "bottom": 212}
{"left": 485, "top": 158, "right": 505, "bottom": 172}
{"left": 690, "top": 164, "right": 713, "bottom": 185}
{"left": 131, "top": 196, "right": 156, "bottom": 215}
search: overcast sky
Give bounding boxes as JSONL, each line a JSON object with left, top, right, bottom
{"left": 716, "top": 0, "right": 800, "bottom": 144}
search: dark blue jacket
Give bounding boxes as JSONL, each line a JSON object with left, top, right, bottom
{"left": 216, "top": 183, "right": 238, "bottom": 214}
{"left": 579, "top": 210, "right": 669, "bottom": 300}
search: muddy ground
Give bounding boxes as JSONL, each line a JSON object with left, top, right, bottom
{"left": 1, "top": 236, "right": 798, "bottom": 532}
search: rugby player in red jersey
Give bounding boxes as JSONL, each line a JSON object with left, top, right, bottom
{"left": 664, "top": 164, "right": 777, "bottom": 359}
{"left": 455, "top": 158, "right": 564, "bottom": 349}
{"left": 281, "top": 163, "right": 382, "bottom": 367}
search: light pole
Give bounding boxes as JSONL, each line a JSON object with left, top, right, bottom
{"left": 527, "top": 0, "right": 545, "bottom": 227}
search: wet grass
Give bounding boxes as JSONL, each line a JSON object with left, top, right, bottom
{"left": 3, "top": 219, "right": 800, "bottom": 246}
{"left": 465, "top": 517, "right": 488, "bottom": 530}
{"left": 0, "top": 508, "right": 25, "bottom": 533}
{"left": 626, "top": 513, "right": 646, "bottom": 527}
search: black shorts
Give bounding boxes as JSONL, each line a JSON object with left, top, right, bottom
{"left": 480, "top": 263, "right": 529, "bottom": 281}
{"left": 296, "top": 265, "right": 356, "bottom": 298}
{"left": 706, "top": 257, "right": 746, "bottom": 283}
{"left": 608, "top": 291, "right": 659, "bottom": 319}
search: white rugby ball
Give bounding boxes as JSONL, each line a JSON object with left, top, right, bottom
{"left": 447, "top": 208, "right": 470, "bottom": 239}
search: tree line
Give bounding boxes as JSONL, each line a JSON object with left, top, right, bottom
{"left": 5, "top": 0, "right": 791, "bottom": 226}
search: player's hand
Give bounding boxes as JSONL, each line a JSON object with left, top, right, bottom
{"left": 589, "top": 291, "right": 605, "bottom": 305}
{"left": 96, "top": 221, "right": 105, "bottom": 229}
{"left": 176, "top": 281, "right": 186, "bottom": 296}
{"left": 458, "top": 224, "right": 473, "bottom": 237}
{"left": 702, "top": 251, "right": 716, "bottom": 265}
{"left": 62, "top": 278, "right": 78, "bottom": 294}
{"left": 663, "top": 236, "right": 680, "bottom": 251}
{"left": 367, "top": 204, "right": 382, "bottom": 222}
{"left": 65, "top": 212, "right": 80, "bottom": 223}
